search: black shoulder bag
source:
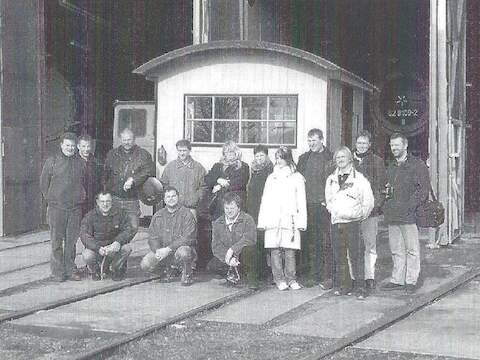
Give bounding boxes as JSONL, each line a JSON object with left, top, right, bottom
{"left": 415, "top": 186, "right": 445, "bottom": 228}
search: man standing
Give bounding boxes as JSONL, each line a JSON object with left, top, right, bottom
{"left": 77, "top": 134, "right": 103, "bottom": 215}
{"left": 80, "top": 192, "right": 135, "bottom": 281}
{"left": 104, "top": 128, "right": 153, "bottom": 231}
{"left": 381, "top": 133, "right": 430, "bottom": 294}
{"left": 40, "top": 132, "right": 85, "bottom": 281}
{"left": 353, "top": 130, "right": 387, "bottom": 293}
{"left": 297, "top": 128, "right": 333, "bottom": 288}
{"left": 325, "top": 147, "right": 374, "bottom": 300}
{"left": 208, "top": 192, "right": 257, "bottom": 287}
{"left": 140, "top": 186, "right": 197, "bottom": 286}
{"left": 160, "top": 139, "right": 206, "bottom": 218}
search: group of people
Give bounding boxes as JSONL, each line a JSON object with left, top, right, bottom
{"left": 40, "top": 126, "right": 430, "bottom": 300}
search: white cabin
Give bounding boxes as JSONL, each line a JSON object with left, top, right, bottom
{"left": 133, "top": 40, "right": 375, "bottom": 172}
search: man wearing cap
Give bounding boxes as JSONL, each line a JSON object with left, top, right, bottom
{"left": 40, "top": 132, "right": 86, "bottom": 281}
{"left": 103, "top": 128, "right": 153, "bottom": 232}
{"left": 80, "top": 192, "right": 136, "bottom": 281}
{"left": 140, "top": 186, "right": 197, "bottom": 285}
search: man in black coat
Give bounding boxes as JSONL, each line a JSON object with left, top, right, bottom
{"left": 40, "top": 132, "right": 86, "bottom": 281}
{"left": 353, "top": 130, "right": 387, "bottom": 293}
{"left": 80, "top": 192, "right": 135, "bottom": 281}
{"left": 381, "top": 132, "right": 430, "bottom": 294}
{"left": 297, "top": 128, "right": 333, "bottom": 288}
{"left": 77, "top": 134, "right": 103, "bottom": 216}
{"left": 103, "top": 128, "right": 153, "bottom": 232}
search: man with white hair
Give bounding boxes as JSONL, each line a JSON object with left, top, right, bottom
{"left": 325, "top": 146, "right": 374, "bottom": 300}
{"left": 104, "top": 128, "right": 153, "bottom": 232}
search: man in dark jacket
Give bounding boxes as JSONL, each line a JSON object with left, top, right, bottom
{"left": 80, "top": 192, "right": 135, "bottom": 281}
{"left": 140, "top": 186, "right": 197, "bottom": 285}
{"left": 40, "top": 132, "right": 86, "bottom": 281}
{"left": 381, "top": 133, "right": 430, "bottom": 294}
{"left": 77, "top": 134, "right": 103, "bottom": 216}
{"left": 208, "top": 192, "right": 257, "bottom": 287}
{"left": 353, "top": 130, "right": 387, "bottom": 292}
{"left": 103, "top": 128, "right": 153, "bottom": 232}
{"left": 297, "top": 128, "right": 333, "bottom": 288}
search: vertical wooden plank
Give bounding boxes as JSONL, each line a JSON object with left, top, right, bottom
{"left": 0, "top": 0, "right": 3, "bottom": 235}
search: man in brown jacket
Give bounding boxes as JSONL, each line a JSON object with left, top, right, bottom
{"left": 40, "top": 132, "right": 86, "bottom": 281}
{"left": 140, "top": 186, "right": 197, "bottom": 285}
{"left": 80, "top": 192, "right": 135, "bottom": 281}
{"left": 207, "top": 192, "right": 257, "bottom": 287}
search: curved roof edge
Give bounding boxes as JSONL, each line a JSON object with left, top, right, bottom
{"left": 133, "top": 40, "right": 376, "bottom": 92}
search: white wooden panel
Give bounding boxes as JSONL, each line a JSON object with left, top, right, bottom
{"left": 155, "top": 53, "right": 332, "bottom": 172}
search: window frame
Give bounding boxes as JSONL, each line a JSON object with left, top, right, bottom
{"left": 184, "top": 94, "right": 298, "bottom": 148}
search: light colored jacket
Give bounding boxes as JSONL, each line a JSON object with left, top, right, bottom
{"left": 325, "top": 167, "right": 374, "bottom": 224}
{"left": 258, "top": 165, "right": 307, "bottom": 249}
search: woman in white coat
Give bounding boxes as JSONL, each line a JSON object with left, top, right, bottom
{"left": 257, "top": 146, "right": 307, "bottom": 291}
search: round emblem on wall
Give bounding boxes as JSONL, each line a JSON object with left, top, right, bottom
{"left": 370, "top": 72, "right": 428, "bottom": 136}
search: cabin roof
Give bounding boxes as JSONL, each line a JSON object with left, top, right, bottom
{"left": 133, "top": 40, "right": 376, "bottom": 92}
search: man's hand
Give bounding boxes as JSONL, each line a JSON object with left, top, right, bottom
{"left": 217, "top": 178, "right": 230, "bottom": 187}
{"left": 109, "top": 241, "right": 121, "bottom": 253}
{"left": 155, "top": 247, "right": 172, "bottom": 261}
{"left": 212, "top": 184, "right": 222, "bottom": 194}
{"left": 228, "top": 257, "right": 240, "bottom": 267}
{"left": 123, "top": 177, "right": 134, "bottom": 191}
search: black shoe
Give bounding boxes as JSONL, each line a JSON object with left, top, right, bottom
{"left": 91, "top": 272, "right": 101, "bottom": 281}
{"left": 50, "top": 275, "right": 66, "bottom": 283}
{"left": 405, "top": 284, "right": 416, "bottom": 294}
{"left": 67, "top": 272, "right": 82, "bottom": 281}
{"left": 319, "top": 279, "right": 333, "bottom": 290}
{"left": 381, "top": 282, "right": 404, "bottom": 291}
{"left": 365, "top": 279, "right": 376, "bottom": 291}
{"left": 111, "top": 272, "right": 125, "bottom": 281}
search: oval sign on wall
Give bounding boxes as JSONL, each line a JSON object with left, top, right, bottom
{"left": 371, "top": 72, "right": 428, "bottom": 136}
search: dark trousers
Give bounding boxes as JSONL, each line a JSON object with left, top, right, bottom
{"left": 83, "top": 244, "right": 132, "bottom": 276}
{"left": 48, "top": 206, "right": 81, "bottom": 278}
{"left": 332, "top": 221, "right": 365, "bottom": 290}
{"left": 300, "top": 203, "right": 333, "bottom": 284}
{"left": 207, "top": 246, "right": 258, "bottom": 285}
{"left": 196, "top": 216, "right": 213, "bottom": 270}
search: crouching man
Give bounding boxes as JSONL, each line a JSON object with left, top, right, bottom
{"left": 140, "top": 186, "right": 196, "bottom": 286}
{"left": 80, "top": 192, "right": 136, "bottom": 281}
{"left": 207, "top": 192, "right": 257, "bottom": 287}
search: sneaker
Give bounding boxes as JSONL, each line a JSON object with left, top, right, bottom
{"left": 381, "top": 282, "right": 404, "bottom": 291}
{"left": 163, "top": 266, "right": 181, "bottom": 282}
{"left": 356, "top": 288, "right": 368, "bottom": 300}
{"left": 276, "top": 281, "right": 288, "bottom": 291}
{"left": 319, "top": 279, "right": 333, "bottom": 290}
{"left": 405, "top": 284, "right": 416, "bottom": 294}
{"left": 289, "top": 281, "right": 302, "bottom": 290}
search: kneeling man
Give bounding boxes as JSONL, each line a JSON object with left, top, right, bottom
{"left": 140, "top": 186, "right": 196, "bottom": 286}
{"left": 208, "top": 192, "right": 257, "bottom": 286}
{"left": 80, "top": 192, "right": 136, "bottom": 281}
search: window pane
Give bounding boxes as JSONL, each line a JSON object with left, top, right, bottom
{"left": 241, "top": 121, "right": 267, "bottom": 143}
{"left": 214, "top": 121, "right": 239, "bottom": 143}
{"left": 242, "top": 97, "right": 267, "bottom": 119}
{"left": 187, "top": 97, "right": 212, "bottom": 119}
{"left": 192, "top": 121, "right": 212, "bottom": 143}
{"left": 269, "top": 96, "right": 297, "bottom": 120}
{"left": 268, "top": 121, "right": 296, "bottom": 144}
{"left": 215, "top": 97, "right": 239, "bottom": 119}
{"left": 118, "top": 109, "right": 147, "bottom": 137}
